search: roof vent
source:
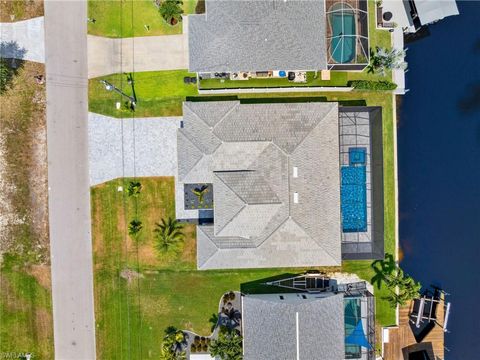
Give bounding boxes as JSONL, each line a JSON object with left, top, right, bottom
{"left": 293, "top": 166, "right": 298, "bottom": 178}
{"left": 279, "top": 295, "right": 284, "bottom": 300}
{"left": 293, "top": 192, "right": 299, "bottom": 204}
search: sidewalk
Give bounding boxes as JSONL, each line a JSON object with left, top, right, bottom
{"left": 0, "top": 16, "right": 45, "bottom": 63}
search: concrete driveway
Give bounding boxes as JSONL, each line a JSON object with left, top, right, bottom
{"left": 88, "top": 112, "right": 181, "bottom": 186}
{"left": 87, "top": 34, "right": 188, "bottom": 78}
{"left": 0, "top": 16, "right": 45, "bottom": 63}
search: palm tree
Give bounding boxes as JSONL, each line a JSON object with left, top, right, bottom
{"left": 128, "top": 219, "right": 143, "bottom": 237}
{"left": 367, "top": 46, "right": 407, "bottom": 76}
{"left": 154, "top": 217, "right": 184, "bottom": 252}
{"left": 192, "top": 184, "right": 209, "bottom": 204}
{"left": 159, "top": 0, "right": 184, "bottom": 25}
{"left": 209, "top": 328, "right": 243, "bottom": 360}
{"left": 127, "top": 181, "right": 142, "bottom": 197}
{"left": 160, "top": 327, "right": 188, "bottom": 360}
{"left": 383, "top": 268, "right": 421, "bottom": 308}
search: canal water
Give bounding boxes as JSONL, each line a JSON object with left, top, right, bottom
{"left": 398, "top": 2, "right": 480, "bottom": 358}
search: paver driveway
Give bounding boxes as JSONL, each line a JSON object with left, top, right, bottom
{"left": 88, "top": 112, "right": 181, "bottom": 186}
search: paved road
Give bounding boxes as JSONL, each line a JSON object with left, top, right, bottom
{"left": 89, "top": 113, "right": 181, "bottom": 186}
{"left": 0, "top": 16, "right": 45, "bottom": 63}
{"left": 44, "top": 1, "right": 96, "bottom": 359}
{"left": 87, "top": 33, "right": 188, "bottom": 78}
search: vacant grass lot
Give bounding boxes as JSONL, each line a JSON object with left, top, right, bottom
{"left": 0, "top": 61, "right": 53, "bottom": 358}
{"left": 87, "top": 0, "right": 198, "bottom": 38}
{"left": 88, "top": 70, "right": 198, "bottom": 118}
{"left": 0, "top": 0, "right": 43, "bottom": 22}
{"left": 0, "top": 255, "right": 54, "bottom": 358}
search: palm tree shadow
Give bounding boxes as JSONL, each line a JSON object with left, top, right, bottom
{"left": 370, "top": 253, "right": 396, "bottom": 289}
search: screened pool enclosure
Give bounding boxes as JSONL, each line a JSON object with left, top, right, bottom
{"left": 326, "top": 0, "right": 369, "bottom": 69}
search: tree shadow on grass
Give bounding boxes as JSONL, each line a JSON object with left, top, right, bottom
{"left": 0, "top": 41, "right": 26, "bottom": 94}
{"left": 370, "top": 253, "right": 396, "bottom": 289}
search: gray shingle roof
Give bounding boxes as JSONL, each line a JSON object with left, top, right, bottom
{"left": 242, "top": 293, "right": 345, "bottom": 360}
{"left": 177, "top": 101, "right": 341, "bottom": 269}
{"left": 188, "top": 0, "right": 327, "bottom": 72}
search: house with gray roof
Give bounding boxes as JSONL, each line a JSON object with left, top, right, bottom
{"left": 176, "top": 100, "right": 342, "bottom": 269}
{"left": 188, "top": 0, "right": 371, "bottom": 73}
{"left": 176, "top": 100, "right": 385, "bottom": 269}
{"left": 188, "top": 0, "right": 327, "bottom": 73}
{"left": 241, "top": 275, "right": 376, "bottom": 360}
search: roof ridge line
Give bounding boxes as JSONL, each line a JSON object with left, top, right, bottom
{"left": 288, "top": 216, "right": 341, "bottom": 265}
{"left": 212, "top": 101, "right": 240, "bottom": 131}
{"left": 290, "top": 103, "right": 338, "bottom": 154}
{"left": 178, "top": 130, "right": 206, "bottom": 182}
{"left": 197, "top": 226, "right": 220, "bottom": 269}
{"left": 183, "top": 103, "right": 223, "bottom": 148}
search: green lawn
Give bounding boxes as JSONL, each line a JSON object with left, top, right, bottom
{"left": 199, "top": 70, "right": 392, "bottom": 90}
{"left": 89, "top": 70, "right": 198, "bottom": 118}
{"left": 368, "top": 0, "right": 392, "bottom": 50}
{"left": 0, "top": 255, "right": 54, "bottom": 358}
{"left": 87, "top": 0, "right": 198, "bottom": 38}
{"left": 199, "top": 71, "right": 350, "bottom": 89}
{"left": 92, "top": 177, "right": 340, "bottom": 359}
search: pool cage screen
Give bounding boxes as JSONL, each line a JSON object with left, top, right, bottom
{"left": 343, "top": 287, "right": 376, "bottom": 360}
{"left": 326, "top": 0, "right": 369, "bottom": 69}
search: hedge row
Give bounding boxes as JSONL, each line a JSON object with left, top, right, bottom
{"left": 348, "top": 80, "right": 397, "bottom": 90}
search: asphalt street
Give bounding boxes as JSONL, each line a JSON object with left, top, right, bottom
{"left": 44, "top": 0, "right": 96, "bottom": 358}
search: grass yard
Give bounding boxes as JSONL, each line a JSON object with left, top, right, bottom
{"left": 88, "top": 70, "right": 199, "bottom": 118}
{"left": 0, "top": 0, "right": 43, "bottom": 22}
{"left": 0, "top": 255, "right": 54, "bottom": 358}
{"left": 0, "top": 61, "right": 53, "bottom": 357}
{"left": 87, "top": 0, "right": 198, "bottom": 38}
{"left": 368, "top": 0, "right": 393, "bottom": 50}
{"left": 199, "top": 70, "right": 392, "bottom": 90}
{"left": 92, "top": 177, "right": 341, "bottom": 359}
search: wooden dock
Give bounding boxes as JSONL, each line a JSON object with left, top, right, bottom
{"left": 383, "top": 294, "right": 445, "bottom": 360}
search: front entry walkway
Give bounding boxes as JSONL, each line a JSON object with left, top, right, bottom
{"left": 88, "top": 113, "right": 181, "bottom": 186}
{"left": 87, "top": 34, "right": 188, "bottom": 78}
{"left": 0, "top": 16, "right": 45, "bottom": 63}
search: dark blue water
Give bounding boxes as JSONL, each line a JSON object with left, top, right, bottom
{"left": 398, "top": 2, "right": 480, "bottom": 358}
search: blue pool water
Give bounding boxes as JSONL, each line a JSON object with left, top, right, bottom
{"left": 329, "top": 6, "right": 356, "bottom": 63}
{"left": 341, "top": 166, "right": 367, "bottom": 232}
{"left": 349, "top": 147, "right": 366, "bottom": 165}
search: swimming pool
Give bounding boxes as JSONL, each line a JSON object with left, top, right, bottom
{"left": 341, "top": 166, "right": 367, "bottom": 232}
{"left": 329, "top": 3, "right": 356, "bottom": 63}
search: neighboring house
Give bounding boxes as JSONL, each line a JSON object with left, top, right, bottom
{"left": 175, "top": 101, "right": 384, "bottom": 270}
{"left": 188, "top": 0, "right": 370, "bottom": 73}
{"left": 241, "top": 274, "right": 376, "bottom": 360}
{"left": 378, "top": 0, "right": 459, "bottom": 33}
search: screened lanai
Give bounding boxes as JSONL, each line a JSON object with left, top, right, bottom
{"left": 326, "top": 0, "right": 369, "bottom": 69}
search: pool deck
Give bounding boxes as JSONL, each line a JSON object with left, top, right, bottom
{"left": 383, "top": 294, "right": 445, "bottom": 360}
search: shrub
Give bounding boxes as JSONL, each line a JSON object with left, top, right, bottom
{"left": 190, "top": 344, "right": 197, "bottom": 353}
{"left": 348, "top": 80, "right": 397, "bottom": 91}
